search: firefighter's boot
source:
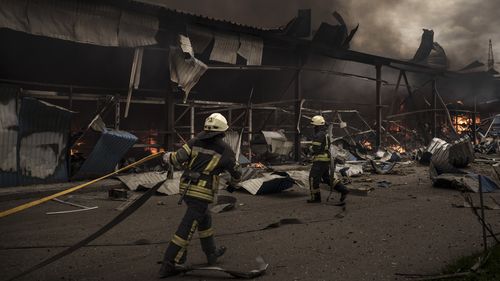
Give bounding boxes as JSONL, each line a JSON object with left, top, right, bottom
{"left": 307, "top": 191, "right": 321, "bottom": 203}
{"left": 207, "top": 246, "right": 227, "bottom": 265}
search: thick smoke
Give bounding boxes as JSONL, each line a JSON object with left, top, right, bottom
{"left": 144, "top": 0, "right": 500, "bottom": 69}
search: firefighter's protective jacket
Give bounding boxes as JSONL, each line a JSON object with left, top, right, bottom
{"left": 168, "top": 131, "right": 241, "bottom": 203}
{"left": 309, "top": 128, "right": 330, "bottom": 162}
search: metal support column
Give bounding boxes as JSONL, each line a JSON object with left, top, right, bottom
{"left": 294, "top": 64, "right": 302, "bottom": 162}
{"left": 190, "top": 106, "right": 195, "bottom": 138}
{"left": 68, "top": 86, "right": 73, "bottom": 110}
{"left": 473, "top": 95, "right": 477, "bottom": 144}
{"left": 432, "top": 79, "right": 437, "bottom": 138}
{"left": 248, "top": 106, "right": 253, "bottom": 163}
{"left": 115, "top": 94, "right": 120, "bottom": 130}
{"left": 164, "top": 92, "right": 175, "bottom": 151}
{"left": 375, "top": 64, "right": 382, "bottom": 148}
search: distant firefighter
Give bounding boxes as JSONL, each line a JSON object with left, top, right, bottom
{"left": 307, "top": 115, "right": 349, "bottom": 203}
{"left": 159, "top": 113, "right": 242, "bottom": 278}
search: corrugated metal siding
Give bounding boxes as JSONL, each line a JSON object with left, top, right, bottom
{"left": 75, "top": 130, "right": 137, "bottom": 179}
{"left": 18, "top": 98, "right": 72, "bottom": 185}
{"left": 0, "top": 0, "right": 158, "bottom": 47}
{"left": 0, "top": 84, "right": 19, "bottom": 187}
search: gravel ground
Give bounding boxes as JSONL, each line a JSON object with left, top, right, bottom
{"left": 1, "top": 162, "right": 500, "bottom": 281}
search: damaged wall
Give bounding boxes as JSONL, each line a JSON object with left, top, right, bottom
{"left": 0, "top": 84, "right": 19, "bottom": 186}
{"left": 0, "top": 86, "right": 73, "bottom": 187}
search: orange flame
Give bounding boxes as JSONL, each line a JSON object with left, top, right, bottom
{"left": 70, "top": 141, "right": 84, "bottom": 156}
{"left": 361, "top": 140, "right": 373, "bottom": 150}
{"left": 387, "top": 144, "right": 406, "bottom": 153}
{"left": 453, "top": 115, "right": 480, "bottom": 134}
{"left": 251, "top": 162, "right": 266, "bottom": 169}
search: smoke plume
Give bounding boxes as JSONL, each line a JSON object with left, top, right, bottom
{"left": 144, "top": 0, "right": 500, "bottom": 69}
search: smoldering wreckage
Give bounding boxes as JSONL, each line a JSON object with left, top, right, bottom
{"left": 0, "top": 1, "right": 500, "bottom": 280}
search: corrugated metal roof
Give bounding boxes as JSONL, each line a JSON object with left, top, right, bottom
{"left": 0, "top": 84, "right": 19, "bottom": 187}
{"left": 75, "top": 130, "right": 137, "bottom": 179}
{"left": 18, "top": 97, "right": 73, "bottom": 185}
{"left": 0, "top": 0, "right": 159, "bottom": 47}
{"left": 132, "top": 0, "right": 279, "bottom": 32}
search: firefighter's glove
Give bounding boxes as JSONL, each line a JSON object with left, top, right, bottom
{"left": 162, "top": 152, "right": 174, "bottom": 171}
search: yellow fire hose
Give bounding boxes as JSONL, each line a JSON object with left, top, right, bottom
{"left": 0, "top": 152, "right": 164, "bottom": 219}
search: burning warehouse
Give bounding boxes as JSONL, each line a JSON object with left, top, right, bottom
{"left": 0, "top": 1, "right": 500, "bottom": 280}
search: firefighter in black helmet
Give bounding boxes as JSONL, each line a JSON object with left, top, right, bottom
{"left": 159, "top": 113, "right": 241, "bottom": 278}
{"left": 307, "top": 115, "right": 349, "bottom": 203}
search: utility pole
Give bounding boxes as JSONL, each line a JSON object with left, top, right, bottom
{"left": 488, "top": 39, "right": 494, "bottom": 71}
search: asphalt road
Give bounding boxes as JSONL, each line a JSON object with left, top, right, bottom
{"left": 1, "top": 163, "right": 499, "bottom": 281}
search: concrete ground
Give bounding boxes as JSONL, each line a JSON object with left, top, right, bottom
{"left": 1, "top": 162, "right": 500, "bottom": 281}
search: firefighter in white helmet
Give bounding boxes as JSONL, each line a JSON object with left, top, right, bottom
{"left": 307, "top": 115, "right": 349, "bottom": 203}
{"left": 159, "top": 113, "right": 241, "bottom": 278}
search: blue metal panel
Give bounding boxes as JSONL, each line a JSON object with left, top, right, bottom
{"left": 18, "top": 98, "right": 72, "bottom": 185}
{"left": 75, "top": 130, "right": 137, "bottom": 179}
{"left": 0, "top": 84, "right": 19, "bottom": 187}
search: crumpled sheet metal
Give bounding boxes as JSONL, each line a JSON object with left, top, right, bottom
{"left": 169, "top": 36, "right": 208, "bottom": 101}
{"left": 238, "top": 34, "right": 263, "bottom": 66}
{"left": 74, "top": 130, "right": 137, "bottom": 179}
{"left": 187, "top": 25, "right": 213, "bottom": 54}
{"left": 210, "top": 32, "right": 239, "bottom": 64}
{"left": 116, "top": 171, "right": 183, "bottom": 195}
{"left": 431, "top": 136, "right": 475, "bottom": 173}
{"left": 370, "top": 160, "right": 397, "bottom": 175}
{"left": 237, "top": 172, "right": 296, "bottom": 195}
{"left": 335, "top": 164, "right": 363, "bottom": 177}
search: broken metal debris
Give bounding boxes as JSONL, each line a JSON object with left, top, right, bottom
{"left": 108, "top": 188, "right": 128, "bottom": 200}
{"left": 430, "top": 136, "right": 475, "bottom": 174}
{"left": 376, "top": 180, "right": 392, "bottom": 188}
{"left": 169, "top": 35, "right": 208, "bottom": 102}
{"left": 74, "top": 130, "right": 138, "bottom": 179}
{"left": 370, "top": 160, "right": 397, "bottom": 175}
{"left": 211, "top": 195, "right": 237, "bottom": 214}
{"left": 262, "top": 218, "right": 303, "bottom": 230}
{"left": 46, "top": 198, "right": 98, "bottom": 215}
{"left": 210, "top": 32, "right": 240, "bottom": 64}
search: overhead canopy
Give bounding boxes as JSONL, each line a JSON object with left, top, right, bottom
{"left": 0, "top": 0, "right": 159, "bottom": 47}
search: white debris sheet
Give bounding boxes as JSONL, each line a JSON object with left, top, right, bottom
{"left": 169, "top": 35, "right": 208, "bottom": 101}
{"left": 116, "top": 171, "right": 182, "bottom": 195}
{"left": 187, "top": 25, "right": 213, "bottom": 54}
{"left": 238, "top": 35, "right": 263, "bottom": 65}
{"left": 210, "top": 32, "right": 239, "bottom": 64}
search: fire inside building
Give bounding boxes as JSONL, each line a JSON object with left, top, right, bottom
{"left": 0, "top": 1, "right": 499, "bottom": 280}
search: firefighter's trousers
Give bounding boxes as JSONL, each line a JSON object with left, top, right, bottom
{"left": 162, "top": 197, "right": 216, "bottom": 264}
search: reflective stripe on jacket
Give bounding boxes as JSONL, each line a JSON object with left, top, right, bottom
{"left": 170, "top": 131, "right": 241, "bottom": 203}
{"left": 309, "top": 129, "right": 330, "bottom": 162}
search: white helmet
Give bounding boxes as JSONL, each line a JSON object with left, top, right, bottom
{"left": 311, "top": 115, "right": 325, "bottom": 126}
{"left": 204, "top": 113, "right": 229, "bottom": 132}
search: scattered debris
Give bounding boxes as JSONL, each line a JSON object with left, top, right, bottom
{"left": 370, "top": 160, "right": 397, "bottom": 175}
{"left": 346, "top": 186, "right": 374, "bottom": 196}
{"left": 238, "top": 172, "right": 296, "bottom": 195}
{"left": 211, "top": 195, "right": 237, "bottom": 214}
{"left": 74, "top": 130, "right": 138, "bottom": 179}
{"left": 46, "top": 198, "right": 98, "bottom": 215}
{"left": 262, "top": 218, "right": 303, "bottom": 230}
{"left": 175, "top": 256, "right": 268, "bottom": 279}
{"left": 376, "top": 180, "right": 392, "bottom": 188}
{"left": 430, "top": 165, "right": 499, "bottom": 193}
{"left": 108, "top": 188, "right": 128, "bottom": 200}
